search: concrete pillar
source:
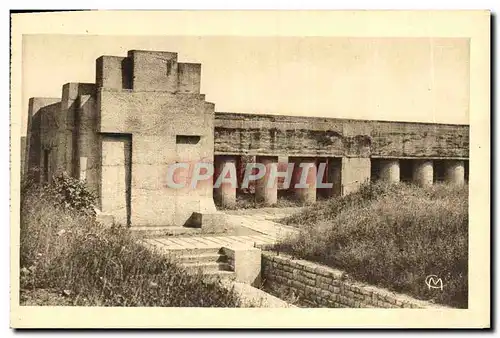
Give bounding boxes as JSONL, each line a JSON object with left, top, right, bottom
{"left": 255, "top": 156, "right": 278, "bottom": 206}
{"left": 235, "top": 156, "right": 246, "bottom": 195}
{"left": 213, "top": 155, "right": 237, "bottom": 208}
{"left": 316, "top": 158, "right": 329, "bottom": 199}
{"left": 290, "top": 157, "right": 317, "bottom": 204}
{"left": 412, "top": 160, "right": 433, "bottom": 187}
{"left": 444, "top": 160, "right": 465, "bottom": 186}
{"left": 379, "top": 159, "right": 400, "bottom": 183}
{"left": 322, "top": 158, "right": 342, "bottom": 198}
{"left": 341, "top": 157, "right": 371, "bottom": 195}
{"left": 79, "top": 157, "right": 87, "bottom": 181}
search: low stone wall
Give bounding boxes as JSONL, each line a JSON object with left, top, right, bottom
{"left": 261, "top": 252, "right": 445, "bottom": 309}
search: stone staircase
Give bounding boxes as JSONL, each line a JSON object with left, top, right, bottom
{"left": 172, "top": 247, "right": 236, "bottom": 280}
{"left": 140, "top": 236, "right": 297, "bottom": 307}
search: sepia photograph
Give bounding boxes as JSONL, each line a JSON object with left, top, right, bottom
{"left": 10, "top": 10, "right": 490, "bottom": 329}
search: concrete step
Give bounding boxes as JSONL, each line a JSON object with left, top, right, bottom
{"left": 181, "top": 262, "right": 232, "bottom": 275}
{"left": 176, "top": 253, "right": 227, "bottom": 264}
{"left": 167, "top": 246, "right": 224, "bottom": 256}
{"left": 130, "top": 226, "right": 202, "bottom": 238}
{"left": 201, "top": 270, "right": 237, "bottom": 282}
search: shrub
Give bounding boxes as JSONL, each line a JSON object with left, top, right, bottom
{"left": 20, "top": 185, "right": 242, "bottom": 307}
{"left": 276, "top": 182, "right": 468, "bottom": 308}
{"left": 48, "top": 172, "right": 97, "bottom": 215}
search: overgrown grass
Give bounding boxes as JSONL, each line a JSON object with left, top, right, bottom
{"left": 276, "top": 182, "right": 468, "bottom": 308}
{"left": 20, "top": 185, "right": 242, "bottom": 307}
{"left": 217, "top": 191, "right": 302, "bottom": 210}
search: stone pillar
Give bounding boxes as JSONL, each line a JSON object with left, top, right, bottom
{"left": 213, "top": 155, "right": 237, "bottom": 208}
{"left": 341, "top": 157, "right": 371, "bottom": 195}
{"left": 444, "top": 160, "right": 465, "bottom": 186}
{"left": 79, "top": 157, "right": 87, "bottom": 181}
{"left": 77, "top": 95, "right": 100, "bottom": 195}
{"left": 255, "top": 156, "right": 278, "bottom": 206}
{"left": 321, "top": 158, "right": 342, "bottom": 198}
{"left": 316, "top": 158, "right": 329, "bottom": 199}
{"left": 235, "top": 156, "right": 246, "bottom": 195}
{"left": 412, "top": 160, "right": 433, "bottom": 187}
{"left": 289, "top": 157, "right": 317, "bottom": 204}
{"left": 379, "top": 159, "right": 400, "bottom": 183}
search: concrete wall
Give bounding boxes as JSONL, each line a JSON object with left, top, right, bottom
{"left": 97, "top": 88, "right": 216, "bottom": 226}
{"left": 214, "top": 112, "right": 469, "bottom": 159}
{"left": 27, "top": 86, "right": 99, "bottom": 189}
{"left": 101, "top": 135, "right": 131, "bottom": 225}
{"left": 178, "top": 63, "right": 201, "bottom": 94}
{"left": 38, "top": 100, "right": 61, "bottom": 183}
{"left": 60, "top": 83, "right": 96, "bottom": 175}
{"left": 96, "top": 56, "right": 132, "bottom": 90}
{"left": 76, "top": 95, "right": 101, "bottom": 199}
{"left": 128, "top": 50, "right": 179, "bottom": 92}
{"left": 26, "top": 97, "right": 61, "bottom": 181}
{"left": 96, "top": 52, "right": 202, "bottom": 94}
{"left": 262, "top": 252, "right": 445, "bottom": 308}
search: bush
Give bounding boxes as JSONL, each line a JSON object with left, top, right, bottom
{"left": 49, "top": 172, "right": 97, "bottom": 215}
{"left": 276, "top": 182, "right": 468, "bottom": 308}
{"left": 22, "top": 170, "right": 97, "bottom": 216}
{"left": 20, "top": 185, "right": 242, "bottom": 307}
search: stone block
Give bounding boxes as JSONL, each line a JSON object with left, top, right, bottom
{"left": 354, "top": 293, "right": 365, "bottom": 301}
{"left": 304, "top": 277, "right": 316, "bottom": 287}
{"left": 96, "top": 56, "right": 130, "bottom": 89}
{"left": 183, "top": 211, "right": 227, "bottom": 232}
{"left": 359, "top": 288, "right": 373, "bottom": 296}
{"left": 319, "top": 282, "right": 329, "bottom": 290}
{"left": 178, "top": 63, "right": 201, "bottom": 94}
{"left": 338, "top": 295, "right": 349, "bottom": 306}
{"left": 346, "top": 290, "right": 356, "bottom": 298}
{"left": 303, "top": 271, "right": 316, "bottom": 280}
{"left": 95, "top": 212, "right": 115, "bottom": 227}
{"left": 341, "top": 157, "right": 371, "bottom": 195}
{"left": 329, "top": 293, "right": 339, "bottom": 302}
{"left": 101, "top": 135, "right": 131, "bottom": 226}
{"left": 222, "top": 246, "right": 261, "bottom": 286}
{"left": 321, "top": 290, "right": 331, "bottom": 299}
{"left": 385, "top": 295, "right": 397, "bottom": 304}
{"left": 128, "top": 50, "right": 178, "bottom": 92}
{"left": 62, "top": 82, "right": 95, "bottom": 103}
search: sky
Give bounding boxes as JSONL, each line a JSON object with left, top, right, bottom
{"left": 21, "top": 35, "right": 470, "bottom": 135}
